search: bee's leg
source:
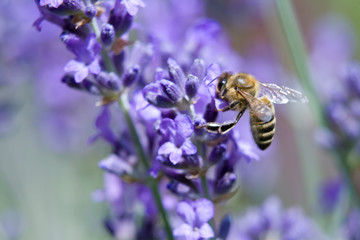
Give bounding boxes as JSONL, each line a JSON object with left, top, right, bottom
{"left": 197, "top": 122, "right": 223, "bottom": 133}
{"left": 218, "top": 100, "right": 242, "bottom": 112}
{"left": 218, "top": 108, "right": 246, "bottom": 134}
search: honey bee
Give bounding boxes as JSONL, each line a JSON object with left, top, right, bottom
{"left": 199, "top": 72, "right": 308, "bottom": 150}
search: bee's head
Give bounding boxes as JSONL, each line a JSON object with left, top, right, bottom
{"left": 216, "top": 72, "right": 230, "bottom": 94}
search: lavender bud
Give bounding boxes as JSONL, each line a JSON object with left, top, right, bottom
{"left": 183, "top": 154, "right": 200, "bottom": 168}
{"left": 61, "top": 75, "right": 81, "bottom": 89}
{"left": 342, "top": 62, "right": 360, "bottom": 96}
{"left": 208, "top": 144, "right": 227, "bottom": 165}
{"left": 123, "top": 65, "right": 140, "bottom": 87}
{"left": 97, "top": 72, "right": 121, "bottom": 90}
{"left": 203, "top": 100, "right": 218, "bottom": 122}
{"left": 84, "top": 4, "right": 97, "bottom": 18}
{"left": 214, "top": 172, "right": 237, "bottom": 195}
{"left": 185, "top": 74, "right": 200, "bottom": 99}
{"left": 218, "top": 214, "right": 231, "bottom": 240}
{"left": 112, "top": 51, "right": 125, "bottom": 74}
{"left": 167, "top": 180, "right": 192, "bottom": 196}
{"left": 98, "top": 154, "right": 133, "bottom": 176}
{"left": 82, "top": 79, "right": 101, "bottom": 95}
{"left": 190, "top": 58, "right": 206, "bottom": 79}
{"left": 194, "top": 117, "right": 206, "bottom": 136}
{"left": 143, "top": 83, "right": 175, "bottom": 108}
{"left": 160, "top": 79, "right": 184, "bottom": 103}
{"left": 101, "top": 23, "right": 115, "bottom": 46}
{"left": 103, "top": 218, "right": 115, "bottom": 237}
{"left": 109, "top": 5, "right": 133, "bottom": 36}
{"left": 147, "top": 94, "right": 174, "bottom": 108}
{"left": 167, "top": 58, "right": 186, "bottom": 91}
{"left": 62, "top": 75, "right": 100, "bottom": 94}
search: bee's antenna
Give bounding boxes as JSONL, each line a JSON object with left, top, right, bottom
{"left": 206, "top": 75, "right": 220, "bottom": 87}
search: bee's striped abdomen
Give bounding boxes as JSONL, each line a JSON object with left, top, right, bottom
{"left": 250, "top": 97, "right": 276, "bottom": 150}
{"left": 251, "top": 116, "right": 276, "bottom": 150}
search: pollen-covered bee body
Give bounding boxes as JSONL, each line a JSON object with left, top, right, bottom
{"left": 200, "top": 72, "right": 308, "bottom": 150}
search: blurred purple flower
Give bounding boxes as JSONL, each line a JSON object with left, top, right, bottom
{"left": 173, "top": 198, "right": 214, "bottom": 240}
{"left": 319, "top": 178, "right": 343, "bottom": 213}
{"left": 122, "top": 0, "right": 145, "bottom": 16}
{"left": 345, "top": 208, "right": 360, "bottom": 240}
{"left": 228, "top": 197, "right": 328, "bottom": 240}
{"left": 99, "top": 154, "right": 133, "bottom": 176}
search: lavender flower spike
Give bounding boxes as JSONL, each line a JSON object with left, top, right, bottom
{"left": 174, "top": 199, "right": 214, "bottom": 240}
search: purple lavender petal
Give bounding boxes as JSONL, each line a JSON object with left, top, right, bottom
{"left": 159, "top": 118, "right": 176, "bottom": 139}
{"left": 88, "top": 59, "right": 101, "bottom": 75}
{"left": 204, "top": 63, "right": 222, "bottom": 98}
{"left": 173, "top": 223, "right": 194, "bottom": 239}
{"left": 64, "top": 59, "right": 84, "bottom": 72}
{"left": 74, "top": 66, "right": 89, "bottom": 83}
{"left": 169, "top": 148, "right": 183, "bottom": 165}
{"left": 104, "top": 173, "right": 123, "bottom": 204}
{"left": 175, "top": 114, "right": 193, "bottom": 138}
{"left": 199, "top": 223, "right": 214, "bottom": 239}
{"left": 194, "top": 198, "right": 214, "bottom": 224}
{"left": 40, "top": 0, "right": 63, "bottom": 8}
{"left": 92, "top": 107, "right": 117, "bottom": 145}
{"left": 99, "top": 154, "right": 133, "bottom": 175}
{"left": 122, "top": 0, "right": 145, "bottom": 16}
{"left": 190, "top": 58, "right": 206, "bottom": 79}
{"left": 158, "top": 141, "right": 177, "bottom": 155}
{"left": 176, "top": 201, "right": 196, "bottom": 225}
{"left": 181, "top": 139, "right": 197, "bottom": 155}
{"left": 234, "top": 140, "right": 259, "bottom": 163}
{"left": 168, "top": 58, "right": 186, "bottom": 92}
{"left": 318, "top": 178, "right": 343, "bottom": 212}
{"left": 64, "top": 60, "right": 89, "bottom": 83}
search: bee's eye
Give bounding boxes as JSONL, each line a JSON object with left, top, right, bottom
{"left": 217, "top": 78, "right": 227, "bottom": 91}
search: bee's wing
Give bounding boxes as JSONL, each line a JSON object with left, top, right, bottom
{"left": 258, "top": 82, "right": 308, "bottom": 104}
{"left": 237, "top": 90, "right": 273, "bottom": 123}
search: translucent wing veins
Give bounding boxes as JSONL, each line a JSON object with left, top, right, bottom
{"left": 259, "top": 82, "right": 308, "bottom": 104}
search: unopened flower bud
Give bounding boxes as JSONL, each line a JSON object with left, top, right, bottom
{"left": 97, "top": 72, "right": 121, "bottom": 90}
{"left": 123, "top": 65, "right": 140, "bottom": 87}
{"left": 84, "top": 4, "right": 97, "bottom": 18}
{"left": 203, "top": 100, "right": 218, "bottom": 122}
{"left": 185, "top": 74, "right": 200, "bottom": 99}
{"left": 218, "top": 214, "right": 231, "bottom": 240}
{"left": 160, "top": 79, "right": 184, "bottom": 103}
{"left": 101, "top": 23, "right": 115, "bottom": 46}
{"left": 214, "top": 172, "right": 236, "bottom": 195}
{"left": 208, "top": 144, "right": 227, "bottom": 165}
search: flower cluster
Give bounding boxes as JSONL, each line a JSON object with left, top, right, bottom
{"left": 33, "top": 0, "right": 337, "bottom": 240}
{"left": 228, "top": 197, "right": 328, "bottom": 240}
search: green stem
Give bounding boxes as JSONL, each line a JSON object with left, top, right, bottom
{"left": 118, "top": 94, "right": 174, "bottom": 240}
{"left": 89, "top": 16, "right": 174, "bottom": 240}
{"left": 274, "top": 0, "right": 360, "bottom": 206}
{"left": 201, "top": 175, "right": 210, "bottom": 200}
